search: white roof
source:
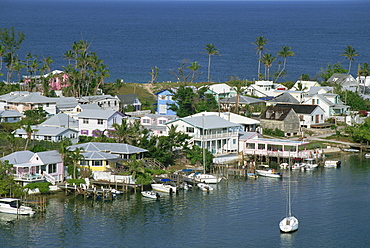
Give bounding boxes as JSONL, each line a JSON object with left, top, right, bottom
{"left": 67, "top": 142, "right": 148, "bottom": 154}
{"left": 168, "top": 115, "right": 241, "bottom": 129}
{"left": 15, "top": 125, "right": 77, "bottom": 136}
{"left": 0, "top": 91, "right": 56, "bottom": 104}
{"left": 190, "top": 112, "right": 259, "bottom": 125}
{"left": 41, "top": 113, "right": 79, "bottom": 129}
{"left": 76, "top": 109, "right": 119, "bottom": 119}
{"left": 207, "top": 83, "right": 234, "bottom": 94}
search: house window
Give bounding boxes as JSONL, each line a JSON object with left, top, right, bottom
{"left": 98, "top": 119, "right": 103, "bottom": 125}
{"left": 80, "top": 160, "right": 88, "bottom": 166}
{"left": 258, "top": 144, "right": 265, "bottom": 150}
{"left": 48, "top": 163, "right": 57, "bottom": 174}
{"left": 83, "top": 118, "right": 89, "bottom": 124}
{"left": 160, "top": 95, "right": 166, "bottom": 100}
{"left": 142, "top": 118, "right": 150, "bottom": 124}
{"left": 113, "top": 117, "right": 117, "bottom": 124}
{"left": 92, "top": 160, "right": 103, "bottom": 166}
{"left": 81, "top": 130, "right": 89, "bottom": 135}
{"left": 158, "top": 119, "right": 166, "bottom": 125}
{"left": 186, "top": 127, "right": 194, "bottom": 133}
{"left": 311, "top": 116, "right": 314, "bottom": 122}
{"left": 321, "top": 114, "right": 323, "bottom": 121}
{"left": 46, "top": 103, "right": 49, "bottom": 107}
{"left": 44, "top": 136, "right": 52, "bottom": 141}
{"left": 246, "top": 143, "right": 255, "bottom": 149}
{"left": 233, "top": 139, "right": 236, "bottom": 144}
{"left": 159, "top": 105, "right": 167, "bottom": 114}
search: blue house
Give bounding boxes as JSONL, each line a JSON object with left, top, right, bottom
{"left": 154, "top": 89, "right": 177, "bottom": 115}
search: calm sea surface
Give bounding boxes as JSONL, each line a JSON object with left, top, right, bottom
{"left": 0, "top": 153, "right": 369, "bottom": 247}
{"left": 1, "top": 0, "right": 370, "bottom": 83}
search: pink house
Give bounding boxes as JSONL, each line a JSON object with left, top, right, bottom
{"left": 140, "top": 114, "right": 178, "bottom": 136}
{"left": 23, "top": 70, "right": 69, "bottom": 91}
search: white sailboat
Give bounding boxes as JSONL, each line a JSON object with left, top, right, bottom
{"left": 279, "top": 160, "right": 299, "bottom": 233}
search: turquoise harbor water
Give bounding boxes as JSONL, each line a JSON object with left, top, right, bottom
{"left": 0, "top": 154, "right": 370, "bottom": 247}
{"left": 1, "top": 0, "right": 370, "bottom": 83}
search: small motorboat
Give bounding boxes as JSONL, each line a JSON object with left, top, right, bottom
{"left": 151, "top": 183, "right": 177, "bottom": 194}
{"left": 197, "top": 183, "right": 214, "bottom": 192}
{"left": 279, "top": 163, "right": 289, "bottom": 169}
{"left": 324, "top": 160, "right": 341, "bottom": 168}
{"left": 247, "top": 172, "right": 258, "bottom": 179}
{"left": 141, "top": 191, "right": 158, "bottom": 199}
{"left": 187, "top": 172, "right": 222, "bottom": 184}
{"left": 0, "top": 198, "right": 35, "bottom": 216}
{"left": 255, "top": 169, "right": 282, "bottom": 178}
{"left": 364, "top": 153, "right": 370, "bottom": 158}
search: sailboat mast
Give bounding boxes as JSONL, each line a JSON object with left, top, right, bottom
{"left": 288, "top": 154, "right": 292, "bottom": 217}
{"left": 202, "top": 114, "right": 206, "bottom": 174}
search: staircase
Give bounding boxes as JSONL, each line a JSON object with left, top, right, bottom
{"left": 43, "top": 171, "right": 56, "bottom": 185}
{"left": 143, "top": 158, "right": 165, "bottom": 170}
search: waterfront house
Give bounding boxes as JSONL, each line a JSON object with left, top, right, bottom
{"left": 0, "top": 150, "right": 64, "bottom": 186}
{"left": 78, "top": 95, "right": 119, "bottom": 111}
{"left": 274, "top": 104, "right": 326, "bottom": 128}
{"left": 79, "top": 151, "right": 123, "bottom": 172}
{"left": 0, "top": 110, "right": 22, "bottom": 123}
{"left": 165, "top": 114, "right": 242, "bottom": 154}
{"left": 154, "top": 89, "right": 177, "bottom": 115}
{"left": 244, "top": 81, "right": 275, "bottom": 98}
{"left": 67, "top": 142, "right": 148, "bottom": 160}
{"left": 116, "top": 94, "right": 142, "bottom": 111}
{"left": 76, "top": 109, "right": 126, "bottom": 137}
{"left": 259, "top": 106, "right": 301, "bottom": 136}
{"left": 23, "top": 70, "right": 69, "bottom": 97}
{"left": 140, "top": 113, "right": 178, "bottom": 136}
{"left": 239, "top": 132, "right": 311, "bottom": 159}
{"left": 190, "top": 112, "right": 260, "bottom": 132}
{"left": 0, "top": 91, "right": 57, "bottom": 115}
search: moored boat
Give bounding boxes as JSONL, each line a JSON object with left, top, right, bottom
{"left": 197, "top": 183, "right": 214, "bottom": 192}
{"left": 247, "top": 172, "right": 258, "bottom": 179}
{"left": 151, "top": 183, "right": 177, "bottom": 194}
{"left": 255, "top": 169, "right": 282, "bottom": 178}
{"left": 0, "top": 198, "right": 35, "bottom": 216}
{"left": 141, "top": 191, "right": 158, "bottom": 199}
{"left": 187, "top": 172, "right": 222, "bottom": 184}
{"left": 324, "top": 160, "right": 341, "bottom": 168}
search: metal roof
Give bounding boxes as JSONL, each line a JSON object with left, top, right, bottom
{"left": 67, "top": 142, "right": 148, "bottom": 154}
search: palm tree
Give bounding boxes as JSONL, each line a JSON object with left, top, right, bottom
{"left": 109, "top": 119, "right": 135, "bottom": 144}
{"left": 70, "top": 148, "right": 84, "bottom": 179}
{"left": 203, "top": 43, "right": 219, "bottom": 82}
{"left": 0, "top": 45, "right": 5, "bottom": 71}
{"left": 260, "top": 53, "right": 276, "bottom": 80}
{"left": 341, "top": 45, "right": 359, "bottom": 74}
{"left": 24, "top": 124, "right": 33, "bottom": 150}
{"left": 275, "top": 46, "right": 294, "bottom": 82}
{"left": 359, "top": 63, "right": 370, "bottom": 94}
{"left": 228, "top": 77, "right": 246, "bottom": 114}
{"left": 187, "top": 61, "right": 202, "bottom": 83}
{"left": 252, "top": 36, "right": 269, "bottom": 80}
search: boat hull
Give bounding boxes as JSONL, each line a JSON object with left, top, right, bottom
{"left": 141, "top": 191, "right": 158, "bottom": 199}
{"left": 197, "top": 183, "right": 214, "bottom": 191}
{"left": 0, "top": 199, "right": 35, "bottom": 216}
{"left": 255, "top": 170, "right": 282, "bottom": 178}
{"left": 151, "top": 184, "right": 177, "bottom": 194}
{"left": 187, "top": 173, "right": 222, "bottom": 184}
{"left": 279, "top": 216, "right": 299, "bottom": 233}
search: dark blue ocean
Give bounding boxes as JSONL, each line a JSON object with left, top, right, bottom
{"left": 1, "top": 0, "right": 370, "bottom": 83}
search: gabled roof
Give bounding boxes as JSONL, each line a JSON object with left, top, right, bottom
{"left": 207, "top": 83, "right": 234, "bottom": 94}
{"left": 220, "top": 95, "right": 263, "bottom": 105}
{"left": 142, "top": 113, "right": 178, "bottom": 121}
{"left": 41, "top": 113, "right": 78, "bottom": 129}
{"left": 116, "top": 94, "right": 139, "bottom": 104}
{"left": 35, "top": 150, "right": 62, "bottom": 164}
{"left": 260, "top": 106, "right": 295, "bottom": 121}
{"left": 15, "top": 125, "right": 78, "bottom": 136}
{"left": 190, "top": 112, "right": 259, "bottom": 125}
{"left": 274, "top": 104, "right": 319, "bottom": 114}
{"left": 51, "top": 97, "right": 78, "bottom": 109}
{"left": 269, "top": 92, "right": 300, "bottom": 104}
{"left": 0, "top": 91, "right": 56, "bottom": 104}
{"left": 167, "top": 115, "right": 241, "bottom": 129}
{"left": 239, "top": 131, "right": 263, "bottom": 140}
{"left": 0, "top": 110, "right": 22, "bottom": 118}
{"left": 307, "top": 86, "right": 333, "bottom": 96}
{"left": 76, "top": 103, "right": 101, "bottom": 111}
{"left": 67, "top": 142, "right": 148, "bottom": 154}
{"left": 0, "top": 151, "right": 34, "bottom": 164}
{"left": 78, "top": 95, "right": 117, "bottom": 103}
{"left": 76, "top": 109, "right": 123, "bottom": 119}
{"left": 1, "top": 150, "right": 61, "bottom": 165}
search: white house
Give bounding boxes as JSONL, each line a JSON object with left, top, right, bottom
{"left": 76, "top": 109, "right": 126, "bottom": 137}
{"left": 14, "top": 125, "right": 79, "bottom": 143}
{"left": 204, "top": 83, "right": 236, "bottom": 101}
{"left": 165, "top": 115, "right": 242, "bottom": 154}
{"left": 0, "top": 110, "right": 22, "bottom": 123}
{"left": 189, "top": 112, "right": 260, "bottom": 132}
{"left": 78, "top": 95, "right": 119, "bottom": 111}
{"left": 0, "top": 91, "right": 57, "bottom": 115}
{"left": 291, "top": 80, "right": 320, "bottom": 92}
{"left": 302, "top": 93, "right": 349, "bottom": 118}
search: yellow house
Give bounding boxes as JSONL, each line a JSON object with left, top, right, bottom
{"left": 79, "top": 151, "right": 122, "bottom": 172}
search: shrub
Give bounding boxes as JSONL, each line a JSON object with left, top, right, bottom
{"left": 25, "top": 182, "right": 51, "bottom": 194}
